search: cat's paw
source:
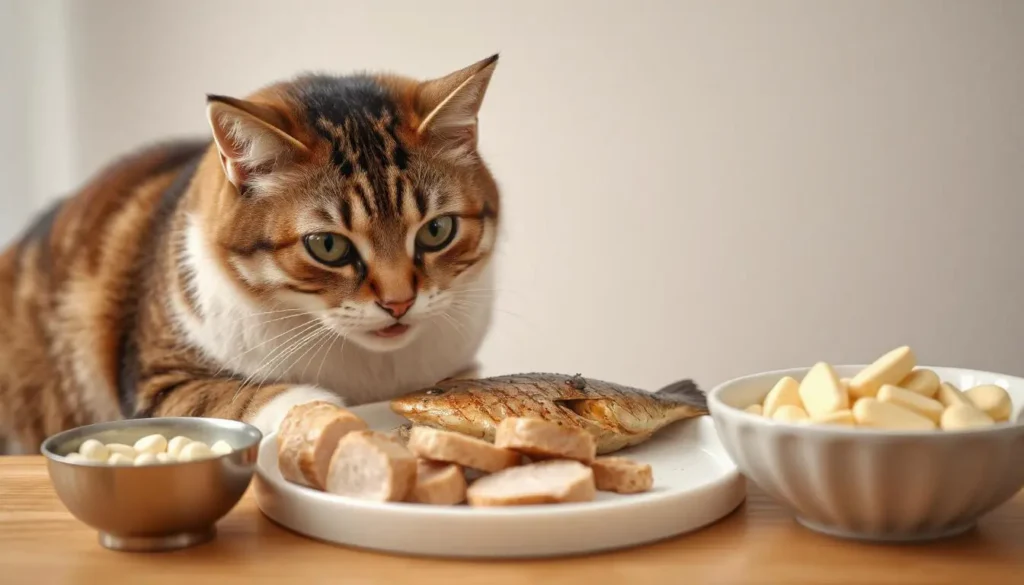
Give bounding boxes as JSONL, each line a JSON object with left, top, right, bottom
{"left": 248, "top": 386, "right": 346, "bottom": 436}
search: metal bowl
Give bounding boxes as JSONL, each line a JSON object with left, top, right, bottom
{"left": 41, "top": 417, "right": 262, "bottom": 552}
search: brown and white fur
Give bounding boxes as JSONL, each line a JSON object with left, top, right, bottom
{"left": 0, "top": 55, "right": 502, "bottom": 454}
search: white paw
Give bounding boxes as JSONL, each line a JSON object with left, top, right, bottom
{"left": 248, "top": 386, "right": 345, "bottom": 436}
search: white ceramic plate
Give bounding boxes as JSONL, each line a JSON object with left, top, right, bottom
{"left": 252, "top": 401, "right": 745, "bottom": 558}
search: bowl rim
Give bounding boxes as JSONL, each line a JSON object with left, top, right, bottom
{"left": 707, "top": 363, "right": 1024, "bottom": 439}
{"left": 40, "top": 416, "right": 264, "bottom": 466}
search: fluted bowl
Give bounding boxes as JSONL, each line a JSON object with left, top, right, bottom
{"left": 708, "top": 365, "right": 1024, "bottom": 542}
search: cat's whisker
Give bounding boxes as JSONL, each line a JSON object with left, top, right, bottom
{"left": 233, "top": 320, "right": 325, "bottom": 395}
{"left": 247, "top": 324, "right": 330, "bottom": 395}
{"left": 227, "top": 307, "right": 333, "bottom": 329}
{"left": 437, "top": 310, "right": 470, "bottom": 345}
{"left": 229, "top": 312, "right": 312, "bottom": 353}
{"left": 300, "top": 327, "right": 336, "bottom": 381}
{"left": 279, "top": 327, "right": 334, "bottom": 392}
{"left": 235, "top": 307, "right": 307, "bottom": 318}
{"left": 251, "top": 328, "right": 330, "bottom": 395}
{"left": 217, "top": 308, "right": 344, "bottom": 380}
{"left": 315, "top": 330, "right": 343, "bottom": 388}
{"left": 214, "top": 318, "right": 322, "bottom": 378}
{"left": 449, "top": 299, "right": 529, "bottom": 323}
{"left": 444, "top": 303, "right": 481, "bottom": 325}
{"left": 451, "top": 286, "right": 518, "bottom": 294}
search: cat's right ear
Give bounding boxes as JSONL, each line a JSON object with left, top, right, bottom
{"left": 414, "top": 54, "right": 499, "bottom": 162}
{"left": 205, "top": 95, "right": 309, "bottom": 195}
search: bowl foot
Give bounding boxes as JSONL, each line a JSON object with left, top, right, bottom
{"left": 795, "top": 516, "right": 976, "bottom": 543}
{"left": 98, "top": 527, "right": 216, "bottom": 552}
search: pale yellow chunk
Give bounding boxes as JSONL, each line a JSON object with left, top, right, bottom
{"left": 744, "top": 404, "right": 763, "bottom": 416}
{"left": 940, "top": 403, "right": 995, "bottom": 430}
{"left": 877, "top": 384, "right": 944, "bottom": 423}
{"left": 772, "top": 405, "right": 808, "bottom": 423}
{"left": 937, "top": 382, "right": 972, "bottom": 408}
{"left": 134, "top": 453, "right": 160, "bottom": 466}
{"left": 133, "top": 434, "right": 168, "bottom": 455}
{"left": 898, "top": 369, "right": 940, "bottom": 398}
{"left": 167, "top": 436, "right": 192, "bottom": 458}
{"left": 852, "top": 397, "right": 936, "bottom": 430}
{"left": 78, "top": 439, "right": 109, "bottom": 462}
{"left": 964, "top": 385, "right": 1013, "bottom": 422}
{"left": 179, "top": 442, "right": 214, "bottom": 462}
{"left": 106, "top": 443, "right": 137, "bottom": 459}
{"left": 798, "top": 362, "right": 849, "bottom": 418}
{"left": 762, "top": 376, "right": 802, "bottom": 417}
{"left": 849, "top": 346, "right": 916, "bottom": 399}
{"left": 809, "top": 409, "right": 855, "bottom": 426}
{"left": 107, "top": 453, "right": 134, "bottom": 465}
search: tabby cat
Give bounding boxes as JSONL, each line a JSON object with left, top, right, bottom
{"left": 0, "top": 55, "right": 501, "bottom": 454}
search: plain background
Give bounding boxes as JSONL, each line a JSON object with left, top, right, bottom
{"left": 2, "top": 0, "right": 1023, "bottom": 392}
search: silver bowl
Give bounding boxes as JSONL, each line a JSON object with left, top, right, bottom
{"left": 41, "top": 417, "right": 262, "bottom": 552}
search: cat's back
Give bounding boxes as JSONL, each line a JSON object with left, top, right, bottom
{"left": 6, "top": 140, "right": 208, "bottom": 268}
{"left": 0, "top": 140, "right": 210, "bottom": 446}
{"left": 0, "top": 139, "right": 209, "bottom": 313}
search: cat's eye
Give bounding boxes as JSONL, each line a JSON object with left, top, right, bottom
{"left": 415, "top": 215, "right": 458, "bottom": 252}
{"left": 303, "top": 232, "right": 356, "bottom": 266}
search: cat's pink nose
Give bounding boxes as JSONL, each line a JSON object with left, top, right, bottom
{"left": 376, "top": 297, "right": 416, "bottom": 319}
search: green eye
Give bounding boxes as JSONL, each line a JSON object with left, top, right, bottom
{"left": 416, "top": 216, "right": 458, "bottom": 252}
{"left": 303, "top": 232, "right": 355, "bottom": 266}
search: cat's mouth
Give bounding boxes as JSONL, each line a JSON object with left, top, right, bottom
{"left": 373, "top": 323, "right": 411, "bottom": 338}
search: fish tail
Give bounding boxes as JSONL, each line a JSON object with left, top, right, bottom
{"left": 654, "top": 379, "right": 708, "bottom": 413}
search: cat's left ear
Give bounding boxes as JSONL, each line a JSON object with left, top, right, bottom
{"left": 206, "top": 95, "right": 310, "bottom": 195}
{"left": 415, "top": 54, "right": 499, "bottom": 157}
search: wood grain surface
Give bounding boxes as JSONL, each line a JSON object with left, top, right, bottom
{"left": 1, "top": 456, "right": 1020, "bottom": 584}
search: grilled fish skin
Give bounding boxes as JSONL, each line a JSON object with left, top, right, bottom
{"left": 389, "top": 373, "right": 707, "bottom": 454}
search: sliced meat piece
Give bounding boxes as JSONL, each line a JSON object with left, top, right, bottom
{"left": 277, "top": 404, "right": 368, "bottom": 490}
{"left": 493, "top": 417, "right": 597, "bottom": 464}
{"left": 276, "top": 401, "right": 339, "bottom": 450}
{"left": 408, "top": 459, "right": 467, "bottom": 505}
{"left": 590, "top": 456, "right": 653, "bottom": 494}
{"left": 277, "top": 432, "right": 307, "bottom": 485}
{"left": 466, "top": 459, "right": 597, "bottom": 506}
{"left": 277, "top": 402, "right": 343, "bottom": 486}
{"left": 325, "top": 430, "right": 418, "bottom": 502}
{"left": 407, "top": 426, "right": 520, "bottom": 473}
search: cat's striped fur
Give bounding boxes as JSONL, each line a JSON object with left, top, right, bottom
{"left": 0, "top": 55, "right": 501, "bottom": 454}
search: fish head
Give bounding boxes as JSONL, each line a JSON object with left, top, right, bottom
{"left": 388, "top": 379, "right": 491, "bottom": 437}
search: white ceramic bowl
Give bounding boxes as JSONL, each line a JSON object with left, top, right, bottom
{"left": 708, "top": 365, "right": 1024, "bottom": 542}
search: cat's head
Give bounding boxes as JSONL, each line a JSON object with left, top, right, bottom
{"left": 198, "top": 55, "right": 501, "bottom": 352}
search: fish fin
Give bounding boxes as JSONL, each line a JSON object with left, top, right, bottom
{"left": 654, "top": 379, "right": 708, "bottom": 412}
{"left": 554, "top": 399, "right": 631, "bottom": 434}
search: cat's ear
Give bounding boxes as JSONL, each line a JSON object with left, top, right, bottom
{"left": 415, "top": 54, "right": 499, "bottom": 157}
{"left": 205, "top": 95, "right": 309, "bottom": 194}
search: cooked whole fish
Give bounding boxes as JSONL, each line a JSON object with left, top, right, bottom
{"left": 389, "top": 373, "right": 707, "bottom": 454}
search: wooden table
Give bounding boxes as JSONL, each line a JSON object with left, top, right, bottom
{"left": 1, "top": 456, "right": 1021, "bottom": 584}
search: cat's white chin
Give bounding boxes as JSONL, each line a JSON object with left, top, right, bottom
{"left": 345, "top": 323, "right": 422, "bottom": 352}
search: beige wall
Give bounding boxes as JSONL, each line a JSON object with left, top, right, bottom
{"left": 23, "top": 0, "right": 1024, "bottom": 389}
